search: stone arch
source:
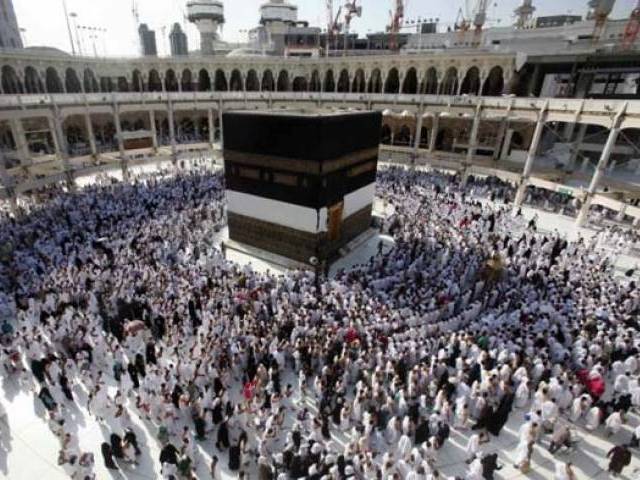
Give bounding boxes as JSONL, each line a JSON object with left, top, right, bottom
{"left": 310, "top": 70, "right": 321, "bottom": 92}
{"left": 165, "top": 69, "right": 178, "bottom": 91}
{"left": 181, "top": 69, "right": 193, "bottom": 91}
{"left": 292, "top": 76, "right": 308, "bottom": 92}
{"left": 24, "top": 66, "right": 43, "bottom": 93}
{"left": 384, "top": 68, "right": 400, "bottom": 94}
{"left": 337, "top": 69, "right": 350, "bottom": 93}
{"left": 381, "top": 124, "right": 392, "bottom": 144}
{"left": 45, "top": 67, "right": 63, "bottom": 93}
{"left": 261, "top": 70, "right": 275, "bottom": 91}
{"left": 441, "top": 67, "right": 458, "bottom": 95}
{"left": 246, "top": 69, "right": 259, "bottom": 91}
{"left": 396, "top": 124, "right": 412, "bottom": 145}
{"left": 148, "top": 69, "right": 162, "bottom": 92}
{"left": 64, "top": 68, "right": 82, "bottom": 93}
{"left": 230, "top": 69, "right": 243, "bottom": 91}
{"left": 277, "top": 70, "right": 290, "bottom": 91}
{"left": 131, "top": 70, "right": 144, "bottom": 92}
{"left": 482, "top": 66, "right": 505, "bottom": 96}
{"left": 368, "top": 69, "right": 382, "bottom": 93}
{"left": 352, "top": 69, "right": 365, "bottom": 93}
{"left": 436, "top": 126, "right": 455, "bottom": 150}
{"left": 419, "top": 126, "right": 429, "bottom": 148}
{"left": 422, "top": 67, "right": 438, "bottom": 94}
{"left": 84, "top": 69, "right": 100, "bottom": 93}
{"left": 460, "top": 66, "right": 481, "bottom": 95}
{"left": 402, "top": 67, "right": 418, "bottom": 94}
{"left": 117, "top": 77, "right": 129, "bottom": 92}
{"left": 323, "top": 69, "right": 335, "bottom": 92}
{"left": 100, "top": 77, "right": 114, "bottom": 92}
{"left": 1, "top": 65, "right": 22, "bottom": 94}
{"left": 214, "top": 69, "right": 228, "bottom": 91}
{"left": 198, "top": 69, "right": 211, "bottom": 91}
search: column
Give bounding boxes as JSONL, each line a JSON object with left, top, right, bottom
{"left": 413, "top": 112, "right": 424, "bottom": 154}
{"left": 207, "top": 108, "right": 215, "bottom": 147}
{"left": 50, "top": 107, "right": 75, "bottom": 189}
{"left": 0, "top": 150, "right": 17, "bottom": 214}
{"left": 500, "top": 129, "right": 514, "bottom": 161}
{"left": 569, "top": 122, "right": 588, "bottom": 170}
{"left": 576, "top": 102, "right": 627, "bottom": 227}
{"left": 456, "top": 76, "right": 464, "bottom": 96}
{"left": 84, "top": 110, "right": 98, "bottom": 159}
{"left": 493, "top": 119, "right": 508, "bottom": 161}
{"left": 167, "top": 97, "right": 177, "bottom": 162}
{"left": 429, "top": 114, "right": 439, "bottom": 153}
{"left": 10, "top": 118, "right": 31, "bottom": 166}
{"left": 39, "top": 71, "right": 48, "bottom": 94}
{"left": 161, "top": 75, "right": 166, "bottom": 93}
{"left": 478, "top": 75, "right": 487, "bottom": 96}
{"left": 615, "top": 204, "right": 628, "bottom": 223}
{"left": 462, "top": 102, "right": 483, "bottom": 186}
{"left": 177, "top": 75, "right": 183, "bottom": 93}
{"left": 513, "top": 101, "right": 549, "bottom": 213}
{"left": 112, "top": 98, "right": 128, "bottom": 180}
{"left": 149, "top": 110, "right": 158, "bottom": 152}
{"left": 218, "top": 100, "right": 224, "bottom": 149}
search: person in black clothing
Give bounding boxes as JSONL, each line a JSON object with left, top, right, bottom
{"left": 127, "top": 363, "right": 140, "bottom": 389}
{"left": 159, "top": 443, "right": 179, "bottom": 466}
{"left": 59, "top": 371, "right": 73, "bottom": 401}
{"left": 101, "top": 442, "right": 118, "bottom": 470}
{"left": 481, "top": 453, "right": 503, "bottom": 480}
{"left": 124, "top": 429, "right": 141, "bottom": 455}
{"left": 216, "top": 419, "right": 229, "bottom": 450}
{"left": 228, "top": 438, "right": 242, "bottom": 471}
{"left": 145, "top": 341, "right": 157, "bottom": 365}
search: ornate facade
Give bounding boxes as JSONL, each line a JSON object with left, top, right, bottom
{"left": 0, "top": 50, "right": 516, "bottom": 97}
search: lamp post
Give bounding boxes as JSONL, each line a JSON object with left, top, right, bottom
{"left": 70, "top": 13, "right": 83, "bottom": 56}
{"left": 62, "top": 0, "right": 76, "bottom": 55}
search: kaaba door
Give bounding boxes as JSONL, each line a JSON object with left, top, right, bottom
{"left": 327, "top": 202, "right": 344, "bottom": 242}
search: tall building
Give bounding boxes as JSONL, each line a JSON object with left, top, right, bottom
{"left": 169, "top": 23, "right": 189, "bottom": 56}
{"left": 0, "top": 0, "right": 23, "bottom": 49}
{"left": 138, "top": 23, "right": 158, "bottom": 57}
{"left": 186, "top": 0, "right": 224, "bottom": 55}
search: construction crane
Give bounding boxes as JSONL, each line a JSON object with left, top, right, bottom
{"left": 589, "top": 0, "right": 616, "bottom": 43}
{"left": 455, "top": 1, "right": 490, "bottom": 44}
{"left": 326, "top": 0, "right": 343, "bottom": 54}
{"left": 622, "top": 0, "right": 640, "bottom": 49}
{"left": 343, "top": 1, "right": 362, "bottom": 55}
{"left": 473, "top": 0, "right": 490, "bottom": 33}
{"left": 132, "top": 0, "right": 140, "bottom": 27}
{"left": 388, "top": 0, "right": 405, "bottom": 51}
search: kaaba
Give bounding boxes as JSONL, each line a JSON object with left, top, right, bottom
{"left": 223, "top": 110, "right": 382, "bottom": 265}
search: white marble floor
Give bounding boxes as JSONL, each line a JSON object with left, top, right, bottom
{"left": 3, "top": 369, "right": 640, "bottom": 480}
{"left": 2, "top": 170, "right": 640, "bottom": 479}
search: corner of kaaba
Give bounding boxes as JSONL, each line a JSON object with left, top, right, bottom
{"left": 223, "top": 110, "right": 382, "bottom": 265}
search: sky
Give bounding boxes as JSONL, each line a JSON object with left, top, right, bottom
{"left": 13, "top": 0, "right": 638, "bottom": 57}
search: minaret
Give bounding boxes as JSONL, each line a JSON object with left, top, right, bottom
{"left": 514, "top": 0, "right": 536, "bottom": 29}
{"left": 186, "top": 0, "right": 225, "bottom": 55}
